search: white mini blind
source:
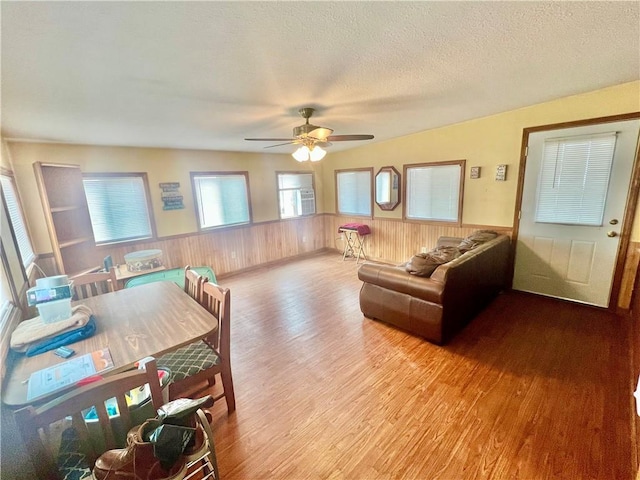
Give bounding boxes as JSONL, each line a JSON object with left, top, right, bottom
{"left": 535, "top": 133, "right": 617, "bottom": 226}
{"left": 1, "top": 175, "right": 36, "bottom": 266}
{"left": 337, "top": 170, "right": 371, "bottom": 216}
{"left": 194, "top": 174, "right": 250, "bottom": 229}
{"left": 406, "top": 164, "right": 461, "bottom": 222}
{"left": 278, "top": 173, "right": 313, "bottom": 190}
{"left": 83, "top": 176, "right": 153, "bottom": 244}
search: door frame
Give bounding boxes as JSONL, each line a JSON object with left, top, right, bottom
{"left": 510, "top": 112, "right": 640, "bottom": 311}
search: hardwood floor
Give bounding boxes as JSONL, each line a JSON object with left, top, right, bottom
{"left": 202, "top": 252, "right": 635, "bottom": 480}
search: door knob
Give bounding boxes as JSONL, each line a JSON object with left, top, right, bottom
{"left": 607, "top": 231, "right": 618, "bottom": 238}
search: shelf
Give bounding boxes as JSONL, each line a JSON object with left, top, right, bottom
{"left": 35, "top": 162, "right": 97, "bottom": 275}
{"left": 59, "top": 236, "right": 93, "bottom": 249}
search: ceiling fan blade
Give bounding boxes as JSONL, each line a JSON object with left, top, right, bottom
{"left": 245, "top": 138, "right": 295, "bottom": 142}
{"left": 308, "top": 127, "right": 334, "bottom": 140}
{"left": 314, "top": 141, "right": 332, "bottom": 148}
{"left": 326, "top": 134, "right": 374, "bottom": 142}
{"left": 264, "top": 141, "right": 298, "bottom": 148}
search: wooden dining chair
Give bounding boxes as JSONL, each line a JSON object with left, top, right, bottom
{"left": 184, "top": 265, "right": 207, "bottom": 301}
{"left": 14, "top": 359, "right": 164, "bottom": 480}
{"left": 71, "top": 267, "right": 119, "bottom": 300}
{"left": 159, "top": 281, "right": 236, "bottom": 412}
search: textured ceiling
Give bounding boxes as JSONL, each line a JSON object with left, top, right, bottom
{"left": 1, "top": 2, "right": 639, "bottom": 155}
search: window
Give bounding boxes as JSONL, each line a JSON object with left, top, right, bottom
{"left": 1, "top": 173, "right": 35, "bottom": 267}
{"left": 404, "top": 160, "right": 464, "bottom": 223}
{"left": 535, "top": 133, "right": 617, "bottom": 226}
{"left": 192, "top": 172, "right": 251, "bottom": 229}
{"left": 83, "top": 174, "right": 154, "bottom": 244}
{"left": 277, "top": 172, "right": 316, "bottom": 219}
{"left": 336, "top": 169, "right": 372, "bottom": 216}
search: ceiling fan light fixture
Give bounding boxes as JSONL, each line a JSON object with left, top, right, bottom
{"left": 309, "top": 145, "right": 326, "bottom": 162}
{"left": 292, "top": 144, "right": 327, "bottom": 162}
{"left": 292, "top": 146, "right": 310, "bottom": 162}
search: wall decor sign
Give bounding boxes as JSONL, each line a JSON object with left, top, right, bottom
{"left": 495, "top": 164, "right": 508, "bottom": 181}
{"left": 159, "top": 182, "right": 184, "bottom": 210}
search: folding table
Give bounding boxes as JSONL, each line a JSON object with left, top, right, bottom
{"left": 338, "top": 223, "right": 371, "bottom": 263}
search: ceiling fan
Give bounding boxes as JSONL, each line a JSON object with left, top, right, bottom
{"left": 245, "top": 107, "right": 374, "bottom": 162}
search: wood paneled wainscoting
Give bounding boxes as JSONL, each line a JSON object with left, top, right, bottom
{"left": 323, "top": 214, "right": 512, "bottom": 265}
{"left": 34, "top": 214, "right": 638, "bottom": 312}
{"left": 94, "top": 215, "right": 327, "bottom": 278}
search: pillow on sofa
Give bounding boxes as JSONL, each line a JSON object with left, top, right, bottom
{"left": 405, "top": 246, "right": 460, "bottom": 277}
{"left": 458, "top": 230, "right": 498, "bottom": 253}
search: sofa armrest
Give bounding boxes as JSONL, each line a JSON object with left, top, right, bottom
{"left": 357, "top": 263, "right": 445, "bottom": 304}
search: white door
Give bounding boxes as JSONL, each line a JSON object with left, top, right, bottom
{"left": 513, "top": 119, "right": 640, "bottom": 307}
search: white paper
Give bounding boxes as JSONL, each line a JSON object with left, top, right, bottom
{"left": 26, "top": 348, "right": 113, "bottom": 401}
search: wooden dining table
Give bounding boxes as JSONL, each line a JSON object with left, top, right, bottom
{"left": 2, "top": 281, "right": 216, "bottom": 408}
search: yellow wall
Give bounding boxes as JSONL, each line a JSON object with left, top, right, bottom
{"left": 6, "top": 144, "right": 323, "bottom": 254}
{"left": 1, "top": 141, "right": 13, "bottom": 171}
{"left": 322, "top": 81, "right": 640, "bottom": 238}
{"left": 6, "top": 81, "right": 640, "bottom": 255}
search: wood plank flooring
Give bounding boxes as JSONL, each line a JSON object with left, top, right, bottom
{"left": 203, "top": 252, "right": 635, "bottom": 480}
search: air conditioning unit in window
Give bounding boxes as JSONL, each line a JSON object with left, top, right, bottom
{"left": 299, "top": 189, "right": 316, "bottom": 215}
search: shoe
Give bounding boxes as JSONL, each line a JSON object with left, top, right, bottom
{"left": 92, "top": 420, "right": 187, "bottom": 480}
{"left": 126, "top": 408, "right": 213, "bottom": 463}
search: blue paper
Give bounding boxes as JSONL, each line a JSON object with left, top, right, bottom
{"left": 25, "top": 316, "right": 97, "bottom": 357}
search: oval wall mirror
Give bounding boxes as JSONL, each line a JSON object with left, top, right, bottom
{"left": 375, "top": 166, "right": 401, "bottom": 211}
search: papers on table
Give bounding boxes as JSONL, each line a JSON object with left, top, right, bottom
{"left": 26, "top": 347, "right": 114, "bottom": 401}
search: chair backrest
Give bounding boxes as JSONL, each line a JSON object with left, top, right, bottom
{"left": 14, "top": 359, "right": 163, "bottom": 480}
{"left": 184, "top": 265, "right": 207, "bottom": 302}
{"left": 71, "top": 267, "right": 118, "bottom": 300}
{"left": 201, "top": 281, "right": 230, "bottom": 356}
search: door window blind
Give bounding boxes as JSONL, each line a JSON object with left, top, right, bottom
{"left": 535, "top": 133, "right": 617, "bottom": 226}
{"left": 83, "top": 175, "right": 153, "bottom": 244}
{"left": 337, "top": 170, "right": 372, "bottom": 216}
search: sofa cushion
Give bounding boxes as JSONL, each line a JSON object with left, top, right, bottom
{"left": 405, "top": 246, "right": 461, "bottom": 277}
{"left": 458, "top": 230, "right": 498, "bottom": 253}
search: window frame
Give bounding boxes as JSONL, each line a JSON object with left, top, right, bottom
{"left": 191, "top": 171, "right": 253, "bottom": 231}
{"left": 82, "top": 172, "right": 157, "bottom": 246}
{"left": 335, "top": 168, "right": 373, "bottom": 217}
{"left": 0, "top": 168, "right": 36, "bottom": 269}
{"left": 276, "top": 171, "right": 316, "bottom": 219}
{"left": 402, "top": 160, "right": 465, "bottom": 226}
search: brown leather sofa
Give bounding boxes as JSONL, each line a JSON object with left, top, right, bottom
{"left": 358, "top": 234, "right": 511, "bottom": 345}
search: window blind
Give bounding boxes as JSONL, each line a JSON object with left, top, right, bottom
{"left": 535, "top": 133, "right": 617, "bottom": 226}
{"left": 406, "top": 164, "right": 461, "bottom": 222}
{"left": 83, "top": 176, "right": 153, "bottom": 244}
{"left": 194, "top": 174, "right": 250, "bottom": 228}
{"left": 278, "top": 173, "right": 313, "bottom": 190}
{"left": 337, "top": 170, "right": 371, "bottom": 216}
{"left": 1, "top": 175, "right": 36, "bottom": 266}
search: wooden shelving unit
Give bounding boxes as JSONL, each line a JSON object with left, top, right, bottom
{"left": 33, "top": 162, "right": 99, "bottom": 276}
